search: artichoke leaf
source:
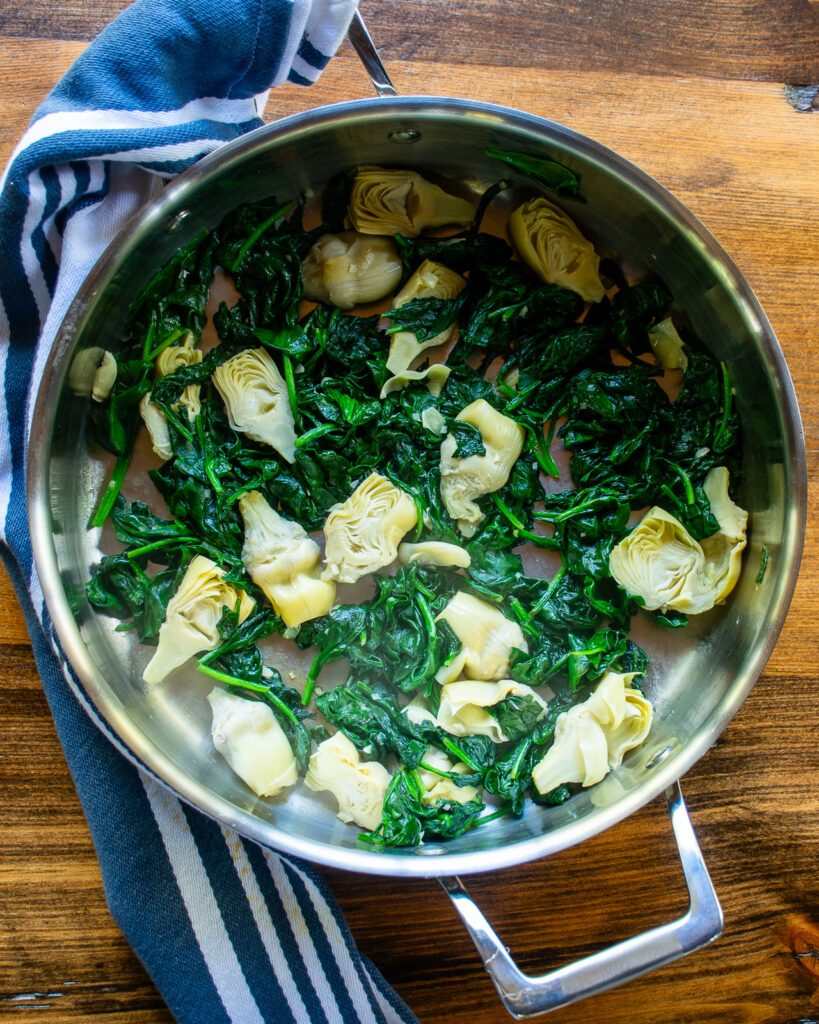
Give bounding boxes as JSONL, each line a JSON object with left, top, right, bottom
{"left": 386, "top": 260, "right": 466, "bottom": 375}
{"left": 437, "top": 678, "right": 548, "bottom": 743}
{"left": 398, "top": 540, "right": 471, "bottom": 569}
{"left": 418, "top": 747, "right": 479, "bottom": 804}
{"left": 380, "top": 363, "right": 451, "bottom": 399}
{"left": 435, "top": 591, "right": 527, "bottom": 683}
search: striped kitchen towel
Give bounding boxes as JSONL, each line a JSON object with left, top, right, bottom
{"left": 0, "top": 1, "right": 418, "bottom": 1022}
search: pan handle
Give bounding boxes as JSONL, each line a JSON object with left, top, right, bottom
{"left": 347, "top": 9, "right": 397, "bottom": 97}
{"left": 439, "top": 781, "right": 723, "bottom": 1019}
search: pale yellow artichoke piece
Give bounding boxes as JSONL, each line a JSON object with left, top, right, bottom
{"left": 140, "top": 334, "right": 203, "bottom": 461}
{"left": 648, "top": 316, "right": 688, "bottom": 371}
{"left": 68, "top": 347, "right": 119, "bottom": 402}
{"left": 348, "top": 167, "right": 475, "bottom": 238}
{"left": 322, "top": 472, "right": 417, "bottom": 584}
{"left": 418, "top": 748, "right": 478, "bottom": 804}
{"left": 398, "top": 540, "right": 471, "bottom": 569}
{"left": 305, "top": 732, "right": 390, "bottom": 831}
{"left": 379, "top": 363, "right": 451, "bottom": 399}
{"left": 208, "top": 688, "right": 298, "bottom": 798}
{"left": 301, "top": 231, "right": 403, "bottom": 310}
{"left": 212, "top": 347, "right": 296, "bottom": 463}
{"left": 531, "top": 671, "right": 652, "bottom": 795}
{"left": 91, "top": 350, "right": 118, "bottom": 402}
{"left": 402, "top": 695, "right": 438, "bottom": 729}
{"left": 421, "top": 406, "right": 447, "bottom": 435}
{"left": 608, "top": 469, "right": 747, "bottom": 615}
{"left": 238, "top": 490, "right": 335, "bottom": 627}
{"left": 386, "top": 260, "right": 467, "bottom": 375}
{"left": 435, "top": 591, "right": 527, "bottom": 684}
{"left": 439, "top": 399, "right": 525, "bottom": 536}
{"left": 509, "top": 197, "right": 605, "bottom": 303}
{"left": 437, "top": 678, "right": 548, "bottom": 743}
{"left": 143, "top": 555, "right": 254, "bottom": 685}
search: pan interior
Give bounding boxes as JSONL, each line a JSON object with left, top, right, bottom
{"left": 32, "top": 99, "right": 804, "bottom": 875}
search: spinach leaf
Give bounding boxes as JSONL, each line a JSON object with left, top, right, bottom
{"left": 362, "top": 769, "right": 485, "bottom": 847}
{"left": 485, "top": 146, "right": 582, "bottom": 199}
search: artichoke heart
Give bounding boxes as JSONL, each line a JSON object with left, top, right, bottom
{"left": 143, "top": 555, "right": 254, "bottom": 685}
{"left": 435, "top": 591, "right": 527, "bottom": 684}
{"left": 140, "top": 333, "right": 203, "bottom": 461}
{"left": 386, "top": 260, "right": 466, "bottom": 375}
{"left": 348, "top": 167, "right": 475, "bottom": 237}
{"left": 305, "top": 732, "right": 390, "bottom": 831}
{"left": 322, "top": 472, "right": 417, "bottom": 584}
{"left": 68, "top": 347, "right": 118, "bottom": 402}
{"left": 608, "top": 467, "right": 747, "bottom": 615}
{"left": 239, "top": 490, "right": 335, "bottom": 628}
{"left": 510, "top": 197, "right": 605, "bottom": 303}
{"left": 208, "top": 688, "right": 298, "bottom": 798}
{"left": 418, "top": 748, "right": 479, "bottom": 804}
{"left": 301, "top": 231, "right": 402, "bottom": 310}
{"left": 437, "top": 679, "right": 548, "bottom": 743}
{"left": 531, "top": 671, "right": 652, "bottom": 795}
{"left": 439, "top": 399, "right": 525, "bottom": 536}
{"left": 212, "top": 347, "right": 296, "bottom": 463}
{"left": 398, "top": 540, "right": 471, "bottom": 569}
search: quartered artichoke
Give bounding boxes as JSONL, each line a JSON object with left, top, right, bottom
{"left": 398, "top": 540, "right": 472, "bottom": 569}
{"left": 212, "top": 347, "right": 296, "bottom": 463}
{"left": 435, "top": 591, "right": 527, "bottom": 684}
{"left": 436, "top": 678, "right": 548, "bottom": 743}
{"left": 509, "top": 197, "right": 605, "bottom": 302}
{"left": 238, "top": 490, "right": 335, "bottom": 628}
{"left": 417, "top": 748, "right": 479, "bottom": 804}
{"left": 386, "top": 260, "right": 466, "bottom": 375}
{"left": 439, "top": 398, "right": 525, "bottom": 536}
{"left": 140, "top": 333, "right": 203, "bottom": 461}
{"left": 208, "top": 688, "right": 298, "bottom": 798}
{"left": 301, "top": 231, "right": 403, "bottom": 310}
{"left": 531, "top": 671, "right": 652, "bottom": 795}
{"left": 608, "top": 466, "right": 748, "bottom": 614}
{"left": 305, "top": 731, "right": 391, "bottom": 831}
{"left": 322, "top": 472, "right": 417, "bottom": 584}
{"left": 142, "top": 555, "right": 254, "bottom": 685}
{"left": 348, "top": 167, "right": 475, "bottom": 237}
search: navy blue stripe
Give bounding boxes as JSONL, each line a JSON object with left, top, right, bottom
{"left": 53, "top": 161, "right": 93, "bottom": 235}
{"left": 244, "top": 842, "right": 333, "bottom": 1024}
{"left": 180, "top": 803, "right": 297, "bottom": 1024}
{"left": 287, "top": 69, "right": 313, "bottom": 87}
{"left": 297, "top": 36, "right": 331, "bottom": 72}
{"left": 29, "top": 165, "right": 62, "bottom": 296}
{"left": 280, "top": 859, "right": 367, "bottom": 1023}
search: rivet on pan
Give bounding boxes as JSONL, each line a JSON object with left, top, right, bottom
{"left": 645, "top": 744, "right": 674, "bottom": 770}
{"left": 169, "top": 209, "right": 191, "bottom": 231}
{"left": 388, "top": 128, "right": 421, "bottom": 144}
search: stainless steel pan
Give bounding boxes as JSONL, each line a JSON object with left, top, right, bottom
{"left": 27, "top": 16, "right": 806, "bottom": 1016}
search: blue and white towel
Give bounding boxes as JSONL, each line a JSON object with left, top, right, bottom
{"left": 0, "top": 2, "right": 418, "bottom": 1021}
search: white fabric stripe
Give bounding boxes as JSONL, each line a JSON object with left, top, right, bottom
{"left": 142, "top": 777, "right": 266, "bottom": 1024}
{"left": 286, "top": 860, "right": 380, "bottom": 1024}
{"left": 361, "top": 963, "right": 407, "bottom": 1024}
{"left": 81, "top": 139, "right": 219, "bottom": 166}
{"left": 0, "top": 308, "right": 11, "bottom": 537}
{"left": 262, "top": 850, "right": 346, "bottom": 1024}
{"left": 219, "top": 828, "right": 310, "bottom": 1024}
{"left": 275, "top": 0, "right": 313, "bottom": 88}
{"left": 20, "top": 172, "right": 52, "bottom": 327}
{"left": 3, "top": 95, "right": 261, "bottom": 186}
{"left": 290, "top": 53, "right": 322, "bottom": 83}
{"left": 302, "top": 0, "right": 360, "bottom": 66}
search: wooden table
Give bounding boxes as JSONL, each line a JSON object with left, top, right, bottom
{"left": 2, "top": 3, "right": 818, "bottom": 1021}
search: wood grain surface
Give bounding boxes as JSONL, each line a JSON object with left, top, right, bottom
{"left": 2, "top": 3, "right": 819, "bottom": 1022}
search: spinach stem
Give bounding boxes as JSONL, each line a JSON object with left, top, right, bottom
{"left": 227, "top": 201, "right": 293, "bottom": 271}
{"left": 148, "top": 326, "right": 189, "bottom": 362}
{"left": 295, "top": 423, "right": 335, "bottom": 449}
{"left": 283, "top": 354, "right": 301, "bottom": 429}
{"left": 126, "top": 535, "right": 195, "bottom": 561}
{"left": 196, "top": 662, "right": 300, "bottom": 727}
{"left": 91, "top": 448, "right": 133, "bottom": 528}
